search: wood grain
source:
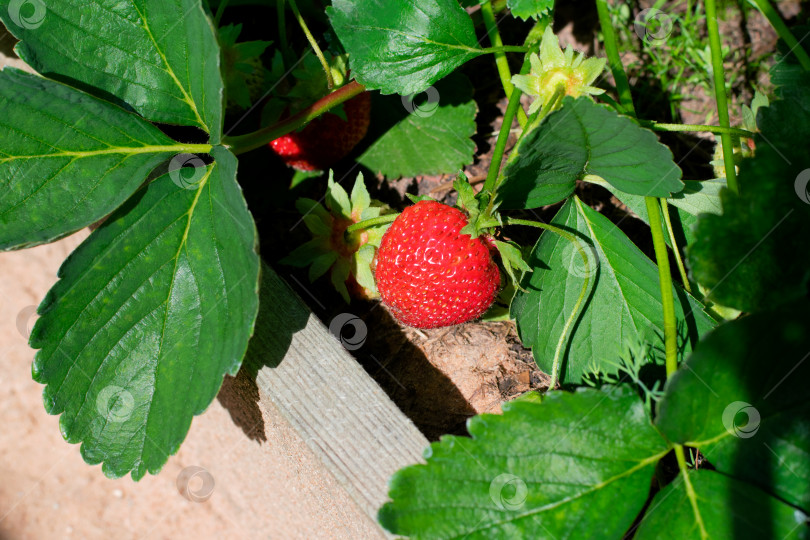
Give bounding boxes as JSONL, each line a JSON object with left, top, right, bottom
{"left": 243, "top": 263, "right": 428, "bottom": 525}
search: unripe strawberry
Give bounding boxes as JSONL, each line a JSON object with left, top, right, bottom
{"left": 375, "top": 201, "right": 501, "bottom": 329}
{"left": 270, "top": 91, "right": 371, "bottom": 171}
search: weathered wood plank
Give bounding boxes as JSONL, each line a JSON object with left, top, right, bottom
{"left": 242, "top": 263, "right": 429, "bottom": 528}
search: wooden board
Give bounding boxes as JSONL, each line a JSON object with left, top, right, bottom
{"left": 240, "top": 263, "right": 429, "bottom": 526}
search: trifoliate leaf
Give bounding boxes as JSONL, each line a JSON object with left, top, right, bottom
{"left": 511, "top": 197, "right": 716, "bottom": 383}
{"left": 635, "top": 471, "right": 808, "bottom": 539}
{"left": 688, "top": 87, "right": 810, "bottom": 312}
{"left": 498, "top": 97, "right": 684, "bottom": 209}
{"left": 357, "top": 73, "right": 477, "bottom": 178}
{"left": 0, "top": 68, "right": 185, "bottom": 251}
{"left": 379, "top": 386, "right": 670, "bottom": 538}
{"left": 0, "top": 0, "right": 224, "bottom": 137}
{"left": 328, "top": 0, "right": 483, "bottom": 95}
{"left": 30, "top": 147, "right": 259, "bottom": 479}
{"left": 656, "top": 301, "right": 810, "bottom": 512}
{"left": 507, "top": 0, "right": 554, "bottom": 21}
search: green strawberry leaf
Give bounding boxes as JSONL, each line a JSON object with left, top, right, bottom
{"left": 494, "top": 240, "right": 532, "bottom": 291}
{"left": 0, "top": 68, "right": 196, "bottom": 251}
{"left": 511, "top": 196, "right": 716, "bottom": 384}
{"left": 656, "top": 300, "right": 810, "bottom": 512}
{"left": 507, "top": 0, "right": 554, "bottom": 21}
{"left": 379, "top": 386, "right": 670, "bottom": 538}
{"left": 328, "top": 0, "right": 484, "bottom": 95}
{"left": 634, "top": 471, "right": 808, "bottom": 539}
{"left": 688, "top": 87, "right": 810, "bottom": 312}
{"left": 596, "top": 178, "right": 725, "bottom": 246}
{"left": 357, "top": 73, "right": 477, "bottom": 177}
{"left": 498, "top": 97, "right": 684, "bottom": 209}
{"left": 30, "top": 146, "right": 260, "bottom": 480}
{"left": 0, "top": 0, "right": 224, "bottom": 138}
{"left": 770, "top": 25, "right": 810, "bottom": 94}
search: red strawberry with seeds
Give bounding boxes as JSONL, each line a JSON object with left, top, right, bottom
{"left": 270, "top": 91, "right": 371, "bottom": 171}
{"left": 375, "top": 200, "right": 501, "bottom": 329}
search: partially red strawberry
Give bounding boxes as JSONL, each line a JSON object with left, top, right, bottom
{"left": 270, "top": 92, "right": 371, "bottom": 171}
{"left": 375, "top": 201, "right": 501, "bottom": 329}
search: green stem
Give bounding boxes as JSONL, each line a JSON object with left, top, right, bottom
{"left": 595, "top": 0, "right": 636, "bottom": 116}
{"left": 646, "top": 198, "right": 679, "bottom": 377}
{"left": 645, "top": 122, "right": 753, "bottom": 138}
{"left": 482, "top": 46, "right": 532, "bottom": 54}
{"left": 597, "top": 0, "right": 679, "bottom": 378}
{"left": 288, "top": 0, "right": 334, "bottom": 89}
{"left": 661, "top": 199, "right": 692, "bottom": 294}
{"left": 223, "top": 81, "right": 366, "bottom": 154}
{"left": 481, "top": 1, "right": 528, "bottom": 128}
{"left": 482, "top": 87, "right": 525, "bottom": 196}
{"left": 522, "top": 85, "right": 565, "bottom": 133}
{"left": 705, "top": 0, "right": 739, "bottom": 194}
{"left": 214, "top": 0, "right": 230, "bottom": 25}
{"left": 749, "top": 0, "right": 810, "bottom": 71}
{"left": 482, "top": 84, "right": 565, "bottom": 216}
{"left": 277, "top": 0, "right": 294, "bottom": 68}
{"left": 346, "top": 213, "right": 399, "bottom": 233}
{"left": 675, "top": 444, "right": 708, "bottom": 538}
{"left": 506, "top": 217, "right": 592, "bottom": 388}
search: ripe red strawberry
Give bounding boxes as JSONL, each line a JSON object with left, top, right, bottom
{"left": 270, "top": 92, "right": 371, "bottom": 171}
{"left": 375, "top": 201, "right": 501, "bottom": 329}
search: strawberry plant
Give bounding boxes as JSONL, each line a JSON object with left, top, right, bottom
{"left": 1, "top": 0, "right": 809, "bottom": 537}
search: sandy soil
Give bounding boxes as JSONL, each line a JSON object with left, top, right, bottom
{"left": 0, "top": 232, "right": 383, "bottom": 540}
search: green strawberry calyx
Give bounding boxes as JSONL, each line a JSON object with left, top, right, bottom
{"left": 511, "top": 26, "right": 606, "bottom": 114}
{"left": 219, "top": 24, "right": 273, "bottom": 110}
{"left": 454, "top": 172, "right": 532, "bottom": 294}
{"left": 281, "top": 171, "right": 389, "bottom": 302}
